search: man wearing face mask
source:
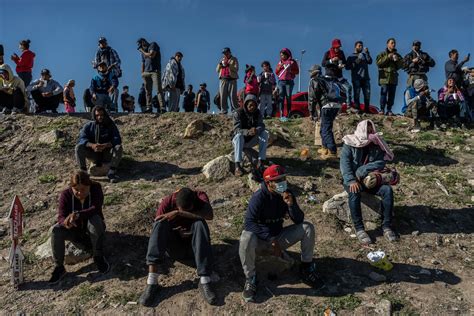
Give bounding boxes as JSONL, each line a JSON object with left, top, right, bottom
{"left": 239, "top": 165, "right": 322, "bottom": 303}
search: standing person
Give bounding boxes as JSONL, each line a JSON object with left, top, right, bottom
{"left": 137, "top": 38, "right": 165, "bottom": 113}
{"left": 340, "top": 120, "right": 398, "bottom": 244}
{"left": 195, "top": 83, "right": 211, "bottom": 113}
{"left": 0, "top": 44, "right": 4, "bottom": 65}
{"left": 75, "top": 106, "right": 123, "bottom": 183}
{"left": 308, "top": 64, "right": 323, "bottom": 121}
{"left": 310, "top": 64, "right": 345, "bottom": 160}
{"left": 120, "top": 86, "right": 135, "bottom": 113}
{"left": 403, "top": 40, "right": 436, "bottom": 87}
{"left": 322, "top": 39, "right": 352, "bottom": 106}
{"left": 48, "top": 170, "right": 109, "bottom": 284}
{"left": 90, "top": 61, "right": 118, "bottom": 112}
{"left": 138, "top": 188, "right": 217, "bottom": 307}
{"left": 402, "top": 79, "right": 438, "bottom": 131}
{"left": 445, "top": 50, "right": 470, "bottom": 89}
{"left": 239, "top": 164, "right": 323, "bottom": 303}
{"left": 63, "top": 80, "right": 76, "bottom": 114}
{"left": 11, "top": 39, "right": 35, "bottom": 87}
{"left": 182, "top": 85, "right": 195, "bottom": 112}
{"left": 0, "top": 64, "right": 28, "bottom": 114}
{"left": 376, "top": 38, "right": 404, "bottom": 115}
{"left": 28, "top": 69, "right": 63, "bottom": 113}
{"left": 346, "top": 41, "right": 372, "bottom": 113}
{"left": 275, "top": 48, "right": 299, "bottom": 121}
{"left": 232, "top": 94, "right": 269, "bottom": 177}
{"left": 257, "top": 61, "right": 276, "bottom": 118}
{"left": 244, "top": 65, "right": 259, "bottom": 96}
{"left": 162, "top": 52, "right": 185, "bottom": 112}
{"left": 138, "top": 83, "right": 147, "bottom": 112}
{"left": 216, "top": 47, "right": 239, "bottom": 114}
{"left": 93, "top": 37, "right": 122, "bottom": 112}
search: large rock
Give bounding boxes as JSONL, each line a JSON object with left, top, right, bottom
{"left": 183, "top": 119, "right": 205, "bottom": 139}
{"left": 88, "top": 161, "right": 111, "bottom": 177}
{"left": 323, "top": 191, "right": 382, "bottom": 223}
{"left": 256, "top": 251, "right": 295, "bottom": 277}
{"left": 36, "top": 236, "right": 91, "bottom": 265}
{"left": 38, "top": 129, "right": 64, "bottom": 145}
{"left": 374, "top": 299, "right": 392, "bottom": 316}
{"left": 202, "top": 156, "right": 231, "bottom": 180}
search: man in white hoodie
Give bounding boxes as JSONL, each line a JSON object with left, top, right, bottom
{"left": 0, "top": 64, "right": 28, "bottom": 114}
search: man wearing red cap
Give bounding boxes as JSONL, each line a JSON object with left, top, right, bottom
{"left": 239, "top": 164, "right": 322, "bottom": 302}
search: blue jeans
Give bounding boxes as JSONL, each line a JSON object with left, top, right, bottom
{"left": 278, "top": 80, "right": 294, "bottom": 117}
{"left": 320, "top": 107, "right": 339, "bottom": 153}
{"left": 380, "top": 84, "right": 397, "bottom": 113}
{"left": 344, "top": 184, "right": 394, "bottom": 231}
{"left": 232, "top": 130, "right": 269, "bottom": 163}
{"left": 353, "top": 79, "right": 371, "bottom": 112}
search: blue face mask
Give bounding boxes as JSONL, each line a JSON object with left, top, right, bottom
{"left": 274, "top": 181, "right": 287, "bottom": 194}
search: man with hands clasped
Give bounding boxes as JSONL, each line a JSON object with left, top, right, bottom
{"left": 239, "top": 165, "right": 323, "bottom": 303}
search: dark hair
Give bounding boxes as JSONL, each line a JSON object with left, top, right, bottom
{"left": 70, "top": 170, "right": 94, "bottom": 187}
{"left": 175, "top": 51, "right": 183, "bottom": 58}
{"left": 386, "top": 38, "right": 396, "bottom": 44}
{"left": 188, "top": 84, "right": 193, "bottom": 90}
{"left": 355, "top": 41, "right": 363, "bottom": 47}
{"left": 20, "top": 39, "right": 31, "bottom": 49}
{"left": 175, "top": 188, "right": 195, "bottom": 210}
{"left": 449, "top": 49, "right": 458, "bottom": 57}
{"left": 123, "top": 85, "right": 129, "bottom": 90}
{"left": 261, "top": 61, "right": 270, "bottom": 67}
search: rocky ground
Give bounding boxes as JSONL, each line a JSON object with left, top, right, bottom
{"left": 0, "top": 112, "right": 472, "bottom": 315}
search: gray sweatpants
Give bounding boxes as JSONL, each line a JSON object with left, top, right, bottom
{"left": 219, "top": 79, "right": 238, "bottom": 113}
{"left": 239, "top": 222, "right": 315, "bottom": 279}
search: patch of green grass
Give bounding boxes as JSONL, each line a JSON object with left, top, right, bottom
{"left": 38, "top": 174, "right": 57, "bottom": 184}
{"left": 451, "top": 135, "right": 466, "bottom": 145}
{"left": 104, "top": 192, "right": 124, "bottom": 206}
{"left": 418, "top": 132, "right": 438, "bottom": 142}
{"left": 37, "top": 118, "right": 75, "bottom": 131}
{"left": 287, "top": 296, "right": 315, "bottom": 314}
{"left": 325, "top": 294, "right": 362, "bottom": 312}
{"left": 24, "top": 252, "right": 39, "bottom": 264}
{"left": 76, "top": 284, "right": 104, "bottom": 305}
{"left": 134, "top": 182, "right": 155, "bottom": 190}
{"left": 110, "top": 292, "right": 140, "bottom": 305}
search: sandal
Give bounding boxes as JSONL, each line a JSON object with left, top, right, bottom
{"left": 356, "top": 230, "right": 373, "bottom": 245}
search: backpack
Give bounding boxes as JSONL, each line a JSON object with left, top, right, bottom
{"left": 213, "top": 93, "right": 221, "bottom": 110}
{"left": 320, "top": 77, "right": 345, "bottom": 103}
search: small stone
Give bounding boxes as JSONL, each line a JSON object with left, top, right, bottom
{"left": 374, "top": 299, "right": 392, "bottom": 316}
{"left": 431, "top": 259, "right": 440, "bottom": 265}
{"left": 303, "top": 180, "right": 315, "bottom": 192}
{"left": 365, "top": 221, "right": 378, "bottom": 231}
{"left": 412, "top": 230, "right": 420, "bottom": 236}
{"left": 454, "top": 146, "right": 460, "bottom": 151}
{"left": 369, "top": 271, "right": 387, "bottom": 282}
{"left": 377, "top": 289, "right": 385, "bottom": 295}
{"left": 183, "top": 119, "right": 206, "bottom": 139}
{"left": 344, "top": 227, "right": 352, "bottom": 233}
{"left": 350, "top": 234, "right": 357, "bottom": 238}
{"left": 420, "top": 166, "right": 427, "bottom": 172}
{"left": 202, "top": 156, "right": 231, "bottom": 180}
{"left": 38, "top": 129, "right": 64, "bottom": 145}
{"left": 457, "top": 296, "right": 463, "bottom": 301}
{"left": 468, "top": 179, "right": 474, "bottom": 187}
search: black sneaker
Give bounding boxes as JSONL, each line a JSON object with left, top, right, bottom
{"left": 94, "top": 256, "right": 110, "bottom": 273}
{"left": 199, "top": 282, "right": 217, "bottom": 305}
{"left": 139, "top": 284, "right": 160, "bottom": 307}
{"left": 48, "top": 265, "right": 66, "bottom": 284}
{"left": 300, "top": 262, "right": 324, "bottom": 289}
{"left": 242, "top": 276, "right": 257, "bottom": 303}
{"left": 107, "top": 169, "right": 118, "bottom": 183}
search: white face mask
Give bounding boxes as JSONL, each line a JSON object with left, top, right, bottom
{"left": 274, "top": 181, "right": 288, "bottom": 194}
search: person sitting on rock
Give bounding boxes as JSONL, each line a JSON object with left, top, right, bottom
{"left": 239, "top": 164, "right": 323, "bottom": 303}
{"left": 402, "top": 78, "right": 438, "bottom": 132}
{"left": 340, "top": 119, "right": 398, "bottom": 245}
{"left": 75, "top": 105, "right": 123, "bottom": 183}
{"left": 28, "top": 68, "right": 63, "bottom": 113}
{"left": 232, "top": 94, "right": 269, "bottom": 177}
{"left": 90, "top": 61, "right": 118, "bottom": 112}
{"left": 48, "top": 170, "right": 109, "bottom": 284}
{"left": 139, "top": 188, "right": 217, "bottom": 307}
{"left": 0, "top": 64, "right": 28, "bottom": 114}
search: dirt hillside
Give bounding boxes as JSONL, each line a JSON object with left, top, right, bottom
{"left": 0, "top": 112, "right": 473, "bottom": 315}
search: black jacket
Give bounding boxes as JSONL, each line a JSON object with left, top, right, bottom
{"left": 403, "top": 50, "right": 435, "bottom": 75}
{"left": 232, "top": 102, "right": 265, "bottom": 142}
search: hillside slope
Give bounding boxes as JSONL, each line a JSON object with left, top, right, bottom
{"left": 0, "top": 112, "right": 473, "bottom": 315}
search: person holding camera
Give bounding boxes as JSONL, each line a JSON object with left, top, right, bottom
{"left": 403, "top": 40, "right": 436, "bottom": 87}
{"left": 376, "top": 38, "right": 404, "bottom": 116}
{"left": 403, "top": 79, "right": 438, "bottom": 131}
{"left": 445, "top": 50, "right": 470, "bottom": 89}
{"left": 346, "top": 41, "right": 373, "bottom": 113}
{"left": 257, "top": 61, "right": 276, "bottom": 118}
{"left": 137, "top": 38, "right": 165, "bottom": 113}
{"left": 11, "top": 39, "right": 36, "bottom": 87}
{"left": 216, "top": 47, "right": 239, "bottom": 114}
{"left": 238, "top": 164, "right": 322, "bottom": 303}
{"left": 322, "top": 39, "right": 352, "bottom": 106}
{"left": 437, "top": 77, "right": 469, "bottom": 124}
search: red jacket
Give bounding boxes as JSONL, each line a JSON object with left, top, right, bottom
{"left": 244, "top": 73, "right": 259, "bottom": 95}
{"left": 275, "top": 48, "right": 299, "bottom": 81}
{"left": 155, "top": 190, "right": 212, "bottom": 230}
{"left": 12, "top": 49, "right": 35, "bottom": 73}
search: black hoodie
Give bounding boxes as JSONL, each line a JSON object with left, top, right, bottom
{"left": 78, "top": 106, "right": 122, "bottom": 146}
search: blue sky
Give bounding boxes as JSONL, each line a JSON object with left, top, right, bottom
{"left": 1, "top": 0, "right": 473, "bottom": 113}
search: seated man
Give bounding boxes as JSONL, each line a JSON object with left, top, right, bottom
{"left": 28, "top": 69, "right": 63, "bottom": 113}
{"left": 0, "top": 64, "right": 28, "bottom": 114}
{"left": 139, "top": 188, "right": 217, "bottom": 307}
{"left": 75, "top": 105, "right": 123, "bottom": 183}
{"left": 402, "top": 78, "right": 438, "bottom": 131}
{"left": 438, "top": 77, "right": 469, "bottom": 124}
{"left": 120, "top": 85, "right": 135, "bottom": 113}
{"left": 340, "top": 120, "right": 398, "bottom": 245}
{"left": 239, "top": 165, "right": 322, "bottom": 303}
{"left": 90, "top": 61, "right": 118, "bottom": 113}
{"left": 49, "top": 170, "right": 109, "bottom": 284}
{"left": 232, "top": 94, "right": 269, "bottom": 177}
